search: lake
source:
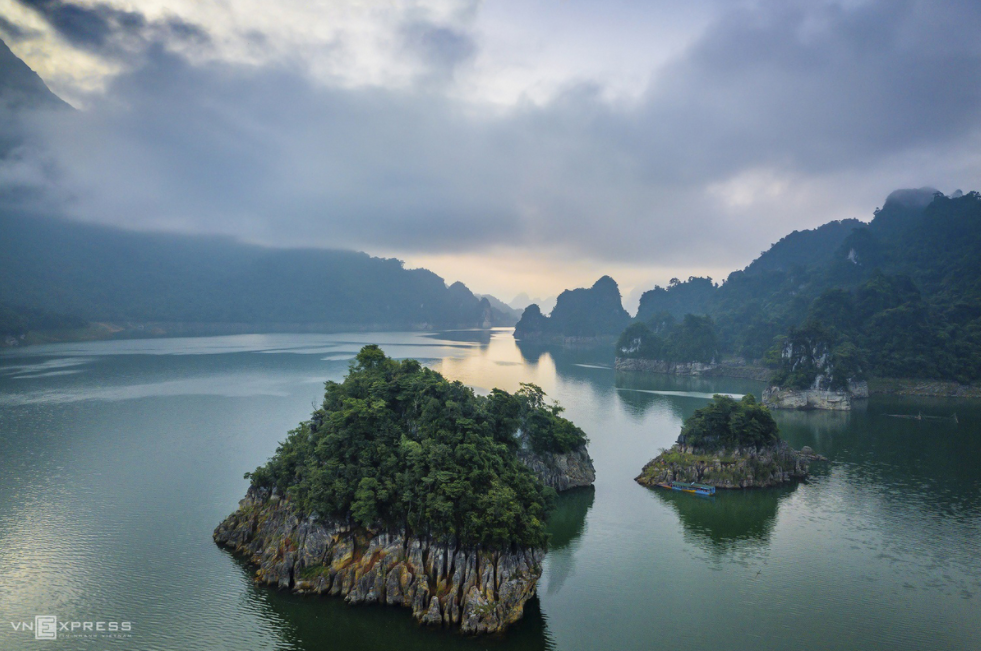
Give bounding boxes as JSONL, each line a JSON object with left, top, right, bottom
{"left": 1, "top": 329, "right": 978, "bottom": 650}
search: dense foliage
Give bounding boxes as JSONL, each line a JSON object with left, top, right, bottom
{"left": 0, "top": 211, "right": 514, "bottom": 334}
{"left": 514, "top": 276, "right": 630, "bottom": 339}
{"left": 678, "top": 394, "right": 780, "bottom": 451}
{"left": 767, "top": 321, "right": 865, "bottom": 390}
{"left": 615, "top": 313, "right": 718, "bottom": 363}
{"left": 246, "top": 346, "right": 588, "bottom": 549}
{"left": 0, "top": 301, "right": 86, "bottom": 337}
{"left": 619, "top": 190, "right": 981, "bottom": 383}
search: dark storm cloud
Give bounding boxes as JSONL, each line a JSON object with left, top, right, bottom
{"left": 16, "top": 0, "right": 208, "bottom": 55}
{"left": 0, "top": 16, "right": 42, "bottom": 42}
{"left": 11, "top": 0, "right": 981, "bottom": 269}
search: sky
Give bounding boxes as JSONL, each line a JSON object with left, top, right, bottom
{"left": 1, "top": 0, "right": 979, "bottom": 307}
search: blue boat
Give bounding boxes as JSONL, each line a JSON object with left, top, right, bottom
{"left": 658, "top": 481, "right": 716, "bottom": 496}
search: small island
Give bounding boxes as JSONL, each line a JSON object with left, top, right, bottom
{"left": 636, "top": 394, "right": 823, "bottom": 489}
{"left": 215, "top": 345, "right": 594, "bottom": 635}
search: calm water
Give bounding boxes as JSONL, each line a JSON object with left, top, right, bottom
{"left": 1, "top": 329, "right": 978, "bottom": 650}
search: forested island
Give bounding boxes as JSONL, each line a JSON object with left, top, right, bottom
{"left": 513, "top": 276, "right": 630, "bottom": 342}
{"left": 614, "top": 189, "right": 981, "bottom": 401}
{"left": 636, "top": 394, "right": 822, "bottom": 489}
{"left": 214, "top": 346, "right": 594, "bottom": 634}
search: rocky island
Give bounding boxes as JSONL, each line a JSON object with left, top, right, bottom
{"left": 215, "top": 346, "right": 594, "bottom": 635}
{"left": 636, "top": 394, "right": 823, "bottom": 489}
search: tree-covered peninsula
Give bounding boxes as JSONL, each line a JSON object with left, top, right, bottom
{"left": 636, "top": 394, "right": 821, "bottom": 489}
{"left": 215, "top": 346, "right": 594, "bottom": 634}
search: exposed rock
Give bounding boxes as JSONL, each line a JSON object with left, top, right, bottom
{"left": 762, "top": 380, "right": 867, "bottom": 411}
{"left": 214, "top": 488, "right": 544, "bottom": 635}
{"left": 636, "top": 442, "right": 825, "bottom": 489}
{"left": 614, "top": 357, "right": 772, "bottom": 381}
{"left": 517, "top": 445, "right": 595, "bottom": 491}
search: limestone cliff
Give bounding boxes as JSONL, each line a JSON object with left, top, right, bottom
{"left": 636, "top": 442, "right": 824, "bottom": 489}
{"left": 214, "top": 487, "right": 544, "bottom": 634}
{"left": 762, "top": 380, "right": 868, "bottom": 410}
{"left": 518, "top": 445, "right": 595, "bottom": 492}
{"left": 614, "top": 357, "right": 772, "bottom": 382}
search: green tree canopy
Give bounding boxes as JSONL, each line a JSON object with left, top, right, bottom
{"left": 246, "top": 346, "right": 588, "bottom": 549}
{"left": 678, "top": 394, "right": 780, "bottom": 451}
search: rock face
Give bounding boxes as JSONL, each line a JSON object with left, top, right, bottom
{"left": 763, "top": 380, "right": 868, "bottom": 411}
{"left": 614, "top": 357, "right": 772, "bottom": 381}
{"left": 636, "top": 442, "right": 824, "bottom": 489}
{"left": 214, "top": 488, "right": 544, "bottom": 634}
{"left": 517, "top": 445, "right": 595, "bottom": 491}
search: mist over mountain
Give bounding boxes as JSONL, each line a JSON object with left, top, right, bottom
{"left": 627, "top": 189, "right": 981, "bottom": 381}
{"left": 0, "top": 42, "right": 513, "bottom": 340}
{"left": 0, "top": 210, "right": 516, "bottom": 337}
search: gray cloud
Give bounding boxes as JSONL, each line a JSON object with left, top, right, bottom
{"left": 16, "top": 0, "right": 208, "bottom": 57}
{"left": 0, "top": 16, "right": 42, "bottom": 42}
{"left": 8, "top": 0, "right": 981, "bottom": 275}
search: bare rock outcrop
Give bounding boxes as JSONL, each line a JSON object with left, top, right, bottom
{"left": 214, "top": 488, "right": 544, "bottom": 635}
{"left": 635, "top": 442, "right": 825, "bottom": 489}
{"left": 517, "top": 445, "right": 595, "bottom": 491}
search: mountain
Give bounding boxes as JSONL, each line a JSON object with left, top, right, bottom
{"left": 623, "top": 189, "right": 981, "bottom": 383}
{"left": 478, "top": 294, "right": 523, "bottom": 321}
{"left": 0, "top": 211, "right": 516, "bottom": 338}
{"left": 514, "top": 276, "right": 630, "bottom": 340}
{"left": 509, "top": 292, "right": 557, "bottom": 315}
{"left": 0, "top": 38, "right": 70, "bottom": 111}
{"left": 0, "top": 43, "right": 515, "bottom": 341}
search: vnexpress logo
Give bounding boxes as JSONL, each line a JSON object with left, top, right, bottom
{"left": 34, "top": 615, "right": 57, "bottom": 640}
{"left": 10, "top": 615, "right": 132, "bottom": 640}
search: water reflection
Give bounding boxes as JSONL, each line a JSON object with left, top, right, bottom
{"left": 542, "top": 487, "right": 595, "bottom": 597}
{"left": 652, "top": 485, "right": 797, "bottom": 555}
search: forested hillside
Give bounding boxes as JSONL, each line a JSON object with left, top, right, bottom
{"left": 0, "top": 211, "right": 515, "bottom": 337}
{"left": 624, "top": 189, "right": 981, "bottom": 382}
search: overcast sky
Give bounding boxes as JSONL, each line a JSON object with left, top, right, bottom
{"left": 2, "top": 0, "right": 979, "bottom": 305}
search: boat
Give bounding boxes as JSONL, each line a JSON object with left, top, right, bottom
{"left": 656, "top": 481, "right": 716, "bottom": 496}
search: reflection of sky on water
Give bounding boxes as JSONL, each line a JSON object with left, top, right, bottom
{"left": 0, "top": 331, "right": 979, "bottom": 651}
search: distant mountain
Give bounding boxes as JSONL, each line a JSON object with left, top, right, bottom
{"left": 0, "top": 38, "right": 70, "bottom": 111}
{"left": 478, "top": 294, "right": 522, "bottom": 321}
{"left": 509, "top": 292, "right": 557, "bottom": 315}
{"left": 514, "top": 276, "right": 630, "bottom": 340}
{"left": 623, "top": 189, "right": 981, "bottom": 383}
{"left": 0, "top": 43, "right": 516, "bottom": 341}
{"left": 0, "top": 211, "right": 516, "bottom": 338}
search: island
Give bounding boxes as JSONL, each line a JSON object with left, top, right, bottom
{"left": 636, "top": 394, "right": 823, "bottom": 489}
{"left": 214, "top": 345, "right": 595, "bottom": 635}
{"left": 513, "top": 276, "right": 630, "bottom": 343}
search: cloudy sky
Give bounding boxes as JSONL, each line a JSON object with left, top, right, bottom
{"left": 2, "top": 0, "right": 979, "bottom": 306}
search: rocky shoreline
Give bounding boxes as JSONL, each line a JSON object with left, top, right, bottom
{"left": 868, "top": 377, "right": 981, "bottom": 399}
{"left": 762, "top": 381, "right": 868, "bottom": 411}
{"left": 215, "top": 488, "right": 543, "bottom": 634}
{"left": 517, "top": 446, "right": 595, "bottom": 492}
{"left": 636, "top": 442, "right": 824, "bottom": 489}
{"left": 216, "top": 444, "right": 594, "bottom": 634}
{"left": 614, "top": 357, "right": 772, "bottom": 382}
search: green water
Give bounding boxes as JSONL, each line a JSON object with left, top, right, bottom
{"left": 0, "top": 330, "right": 978, "bottom": 650}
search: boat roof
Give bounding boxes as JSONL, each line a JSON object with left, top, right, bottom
{"left": 670, "top": 481, "right": 714, "bottom": 490}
